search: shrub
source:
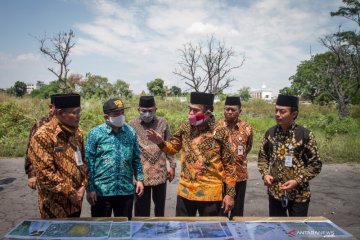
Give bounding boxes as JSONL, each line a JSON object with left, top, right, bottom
{"left": 0, "top": 94, "right": 359, "bottom": 162}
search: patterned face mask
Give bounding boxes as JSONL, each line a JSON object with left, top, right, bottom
{"left": 140, "top": 112, "right": 155, "bottom": 123}
{"left": 188, "top": 113, "right": 205, "bottom": 126}
{"left": 108, "top": 115, "right": 125, "bottom": 127}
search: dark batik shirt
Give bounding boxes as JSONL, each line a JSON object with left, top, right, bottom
{"left": 27, "top": 118, "right": 88, "bottom": 218}
{"left": 258, "top": 123, "right": 322, "bottom": 202}
{"left": 25, "top": 115, "right": 52, "bottom": 178}
{"left": 158, "top": 116, "right": 237, "bottom": 201}
{"left": 217, "top": 119, "right": 253, "bottom": 182}
{"left": 129, "top": 117, "right": 175, "bottom": 186}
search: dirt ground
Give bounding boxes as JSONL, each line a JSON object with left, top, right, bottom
{"left": 0, "top": 158, "right": 359, "bottom": 239}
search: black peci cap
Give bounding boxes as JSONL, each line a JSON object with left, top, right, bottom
{"left": 225, "top": 96, "right": 241, "bottom": 107}
{"left": 276, "top": 94, "right": 299, "bottom": 108}
{"left": 190, "top": 92, "right": 214, "bottom": 106}
{"left": 139, "top": 96, "right": 156, "bottom": 108}
{"left": 53, "top": 93, "right": 81, "bottom": 109}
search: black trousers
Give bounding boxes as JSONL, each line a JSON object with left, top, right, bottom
{"left": 227, "top": 181, "right": 247, "bottom": 219}
{"left": 269, "top": 195, "right": 309, "bottom": 217}
{"left": 91, "top": 195, "right": 134, "bottom": 220}
{"left": 222, "top": 181, "right": 247, "bottom": 220}
{"left": 135, "top": 182, "right": 167, "bottom": 217}
{"left": 67, "top": 211, "right": 81, "bottom": 218}
{"left": 176, "top": 195, "right": 222, "bottom": 217}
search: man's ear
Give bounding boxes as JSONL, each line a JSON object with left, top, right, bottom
{"left": 55, "top": 109, "right": 63, "bottom": 116}
{"left": 292, "top": 111, "right": 298, "bottom": 120}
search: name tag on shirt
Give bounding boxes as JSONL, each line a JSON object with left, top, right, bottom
{"left": 74, "top": 147, "right": 83, "bottom": 166}
{"left": 238, "top": 145, "right": 244, "bottom": 155}
{"left": 285, "top": 155, "right": 293, "bottom": 167}
{"left": 54, "top": 146, "right": 64, "bottom": 152}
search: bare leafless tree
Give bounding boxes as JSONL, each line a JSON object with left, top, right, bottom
{"left": 174, "top": 35, "right": 245, "bottom": 94}
{"left": 38, "top": 30, "right": 75, "bottom": 93}
{"left": 320, "top": 27, "right": 360, "bottom": 118}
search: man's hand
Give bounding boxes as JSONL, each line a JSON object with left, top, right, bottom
{"left": 280, "top": 180, "right": 298, "bottom": 191}
{"left": 76, "top": 185, "right": 86, "bottom": 202}
{"left": 70, "top": 185, "right": 86, "bottom": 205}
{"left": 263, "top": 175, "right": 274, "bottom": 187}
{"left": 146, "top": 129, "right": 164, "bottom": 144}
{"left": 167, "top": 168, "right": 175, "bottom": 182}
{"left": 86, "top": 191, "right": 97, "bottom": 206}
{"left": 221, "top": 195, "right": 234, "bottom": 214}
{"left": 27, "top": 177, "right": 37, "bottom": 190}
{"left": 136, "top": 181, "right": 144, "bottom": 197}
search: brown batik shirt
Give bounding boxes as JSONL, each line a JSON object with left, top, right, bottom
{"left": 27, "top": 118, "right": 88, "bottom": 218}
{"left": 129, "top": 116, "right": 175, "bottom": 186}
{"left": 258, "top": 123, "right": 322, "bottom": 202}
{"left": 158, "top": 116, "right": 236, "bottom": 201}
{"left": 217, "top": 119, "right": 253, "bottom": 182}
{"left": 25, "top": 115, "right": 52, "bottom": 178}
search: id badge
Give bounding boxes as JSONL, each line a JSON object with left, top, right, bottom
{"left": 74, "top": 147, "right": 83, "bottom": 166}
{"left": 237, "top": 145, "right": 244, "bottom": 155}
{"left": 284, "top": 154, "right": 293, "bottom": 167}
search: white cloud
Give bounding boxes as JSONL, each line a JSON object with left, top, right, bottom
{"left": 63, "top": 0, "right": 347, "bottom": 93}
{"left": 0, "top": 53, "right": 41, "bottom": 67}
{"left": 186, "top": 22, "right": 219, "bottom": 35}
{"left": 16, "top": 53, "right": 40, "bottom": 62}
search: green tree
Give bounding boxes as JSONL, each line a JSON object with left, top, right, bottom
{"left": 113, "top": 79, "right": 132, "bottom": 99}
{"left": 238, "top": 86, "right": 251, "bottom": 101}
{"left": 279, "top": 87, "right": 296, "bottom": 96}
{"left": 13, "top": 81, "right": 27, "bottom": 97}
{"left": 6, "top": 87, "right": 15, "bottom": 96}
{"left": 330, "top": 0, "right": 360, "bottom": 24}
{"left": 286, "top": 53, "right": 333, "bottom": 102}
{"left": 31, "top": 81, "right": 59, "bottom": 99}
{"left": 67, "top": 73, "right": 83, "bottom": 92}
{"left": 147, "top": 78, "right": 166, "bottom": 96}
{"left": 285, "top": 0, "right": 360, "bottom": 117}
{"left": 288, "top": 50, "right": 359, "bottom": 112}
{"left": 80, "top": 73, "right": 114, "bottom": 99}
{"left": 171, "top": 86, "right": 182, "bottom": 96}
{"left": 319, "top": 0, "right": 360, "bottom": 117}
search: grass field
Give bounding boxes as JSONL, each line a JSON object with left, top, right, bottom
{"left": 1, "top": 94, "right": 359, "bottom": 163}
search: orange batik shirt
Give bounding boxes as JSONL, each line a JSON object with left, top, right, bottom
{"left": 217, "top": 119, "right": 253, "bottom": 182}
{"left": 158, "top": 116, "right": 236, "bottom": 201}
{"left": 27, "top": 118, "right": 88, "bottom": 218}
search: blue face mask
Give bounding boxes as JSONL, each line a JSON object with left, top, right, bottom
{"left": 140, "top": 112, "right": 155, "bottom": 123}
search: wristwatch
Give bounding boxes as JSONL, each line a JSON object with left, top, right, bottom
{"left": 170, "top": 162, "right": 176, "bottom": 168}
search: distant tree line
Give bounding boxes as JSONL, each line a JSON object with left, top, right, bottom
{"left": 3, "top": 75, "right": 186, "bottom": 100}
{"left": 280, "top": 0, "right": 360, "bottom": 118}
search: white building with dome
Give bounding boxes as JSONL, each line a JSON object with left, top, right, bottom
{"left": 250, "top": 84, "right": 272, "bottom": 101}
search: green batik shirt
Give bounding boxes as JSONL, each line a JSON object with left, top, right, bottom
{"left": 258, "top": 123, "right": 322, "bottom": 202}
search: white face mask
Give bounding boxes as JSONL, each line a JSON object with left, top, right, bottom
{"left": 108, "top": 115, "right": 125, "bottom": 127}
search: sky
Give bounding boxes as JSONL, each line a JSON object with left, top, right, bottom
{"left": 0, "top": 0, "right": 355, "bottom": 95}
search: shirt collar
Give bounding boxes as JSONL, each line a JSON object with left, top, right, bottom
{"left": 276, "top": 122, "right": 296, "bottom": 135}
{"left": 105, "top": 122, "right": 124, "bottom": 134}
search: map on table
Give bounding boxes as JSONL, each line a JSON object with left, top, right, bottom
{"left": 4, "top": 219, "right": 354, "bottom": 239}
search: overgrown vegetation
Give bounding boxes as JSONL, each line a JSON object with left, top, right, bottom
{"left": 0, "top": 93, "right": 359, "bottom": 163}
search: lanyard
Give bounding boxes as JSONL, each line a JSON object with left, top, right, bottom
{"left": 281, "top": 191, "right": 289, "bottom": 208}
